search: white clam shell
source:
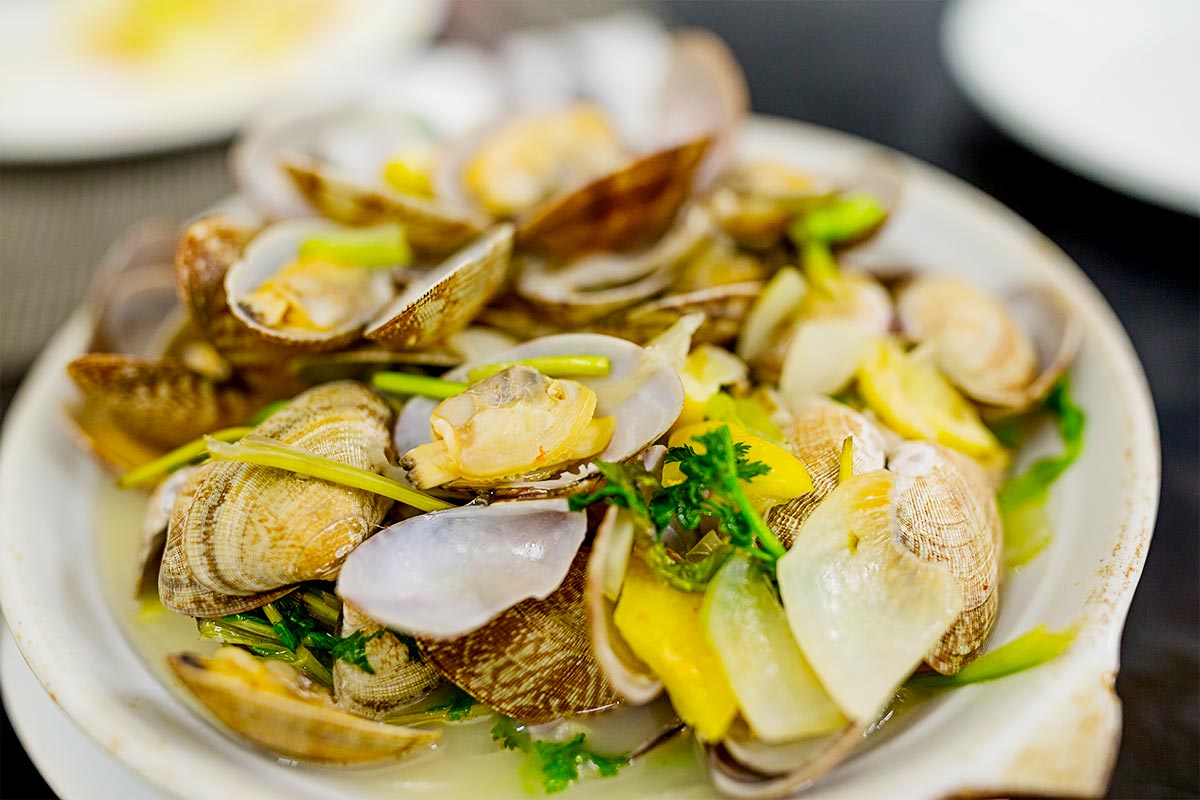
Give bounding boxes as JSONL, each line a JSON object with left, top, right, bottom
{"left": 337, "top": 498, "right": 586, "bottom": 639}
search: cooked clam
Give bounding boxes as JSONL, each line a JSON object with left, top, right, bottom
{"left": 416, "top": 550, "right": 618, "bottom": 724}
{"left": 168, "top": 647, "right": 438, "bottom": 764}
{"left": 362, "top": 224, "right": 513, "bottom": 350}
{"left": 137, "top": 465, "right": 197, "bottom": 596}
{"left": 593, "top": 281, "right": 764, "bottom": 345}
{"left": 394, "top": 333, "right": 684, "bottom": 496}
{"left": 338, "top": 499, "right": 587, "bottom": 639}
{"left": 171, "top": 381, "right": 393, "bottom": 601}
{"left": 334, "top": 603, "right": 442, "bottom": 720}
{"left": 224, "top": 219, "right": 398, "bottom": 352}
{"left": 888, "top": 440, "right": 1002, "bottom": 674}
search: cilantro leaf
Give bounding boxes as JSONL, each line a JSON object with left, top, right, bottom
{"left": 567, "top": 459, "right": 657, "bottom": 520}
{"left": 426, "top": 686, "right": 476, "bottom": 721}
{"left": 490, "top": 716, "right": 531, "bottom": 751}
{"left": 490, "top": 717, "right": 629, "bottom": 794}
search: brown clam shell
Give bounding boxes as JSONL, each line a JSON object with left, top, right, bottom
{"left": 767, "top": 400, "right": 888, "bottom": 548}
{"left": 515, "top": 137, "right": 713, "bottom": 260}
{"left": 888, "top": 440, "right": 1002, "bottom": 674}
{"left": 284, "top": 157, "right": 487, "bottom": 257}
{"left": 168, "top": 647, "right": 438, "bottom": 764}
{"left": 592, "top": 281, "right": 763, "bottom": 345}
{"left": 175, "top": 381, "right": 393, "bottom": 598}
{"left": 363, "top": 224, "right": 513, "bottom": 350}
{"left": 417, "top": 550, "right": 618, "bottom": 724}
{"left": 334, "top": 603, "right": 441, "bottom": 721}
{"left": 66, "top": 354, "right": 257, "bottom": 449}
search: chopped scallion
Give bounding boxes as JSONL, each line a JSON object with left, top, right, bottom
{"left": 467, "top": 355, "right": 611, "bottom": 384}
{"left": 371, "top": 371, "right": 468, "bottom": 399}
{"left": 117, "top": 426, "right": 253, "bottom": 489}
{"left": 298, "top": 222, "right": 412, "bottom": 268}
{"left": 906, "top": 624, "right": 1077, "bottom": 690}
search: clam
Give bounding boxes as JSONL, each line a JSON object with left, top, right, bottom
{"left": 897, "top": 276, "right": 1082, "bottom": 413}
{"left": 171, "top": 381, "right": 393, "bottom": 603}
{"left": 337, "top": 499, "right": 587, "bottom": 639}
{"left": 362, "top": 224, "right": 514, "bottom": 350}
{"left": 585, "top": 506, "right": 663, "bottom": 704}
{"left": 775, "top": 470, "right": 963, "bottom": 722}
{"left": 513, "top": 205, "right": 715, "bottom": 325}
{"left": 66, "top": 354, "right": 257, "bottom": 449}
{"left": 592, "top": 281, "right": 764, "bottom": 345}
{"left": 515, "top": 136, "right": 714, "bottom": 260}
{"left": 416, "top": 549, "right": 619, "bottom": 724}
{"left": 394, "top": 333, "right": 684, "bottom": 497}
{"left": 283, "top": 156, "right": 488, "bottom": 257}
{"left": 766, "top": 400, "right": 887, "bottom": 547}
{"left": 168, "top": 647, "right": 438, "bottom": 764}
{"left": 137, "top": 465, "right": 197, "bottom": 596}
{"left": 888, "top": 440, "right": 1002, "bottom": 674}
{"left": 224, "top": 219, "right": 398, "bottom": 352}
{"left": 334, "top": 603, "right": 441, "bottom": 721}
{"left": 705, "top": 719, "right": 868, "bottom": 800}
{"left": 707, "top": 161, "right": 838, "bottom": 250}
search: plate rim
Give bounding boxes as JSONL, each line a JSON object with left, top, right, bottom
{"left": 0, "top": 114, "right": 1161, "bottom": 799}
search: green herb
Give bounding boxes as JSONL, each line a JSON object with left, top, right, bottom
{"left": 790, "top": 193, "right": 888, "bottom": 245}
{"left": 997, "top": 377, "right": 1086, "bottom": 514}
{"left": 206, "top": 434, "right": 453, "bottom": 512}
{"left": 426, "top": 686, "right": 476, "bottom": 721}
{"left": 798, "top": 240, "right": 840, "bottom": 296}
{"left": 371, "top": 371, "right": 469, "bottom": 399}
{"left": 116, "top": 426, "right": 252, "bottom": 489}
{"left": 704, "top": 391, "right": 784, "bottom": 443}
{"left": 644, "top": 536, "right": 733, "bottom": 593}
{"left": 490, "top": 717, "right": 629, "bottom": 794}
{"left": 572, "top": 426, "right": 784, "bottom": 579}
{"left": 467, "top": 355, "right": 611, "bottom": 384}
{"left": 299, "top": 222, "right": 412, "bottom": 268}
{"left": 907, "top": 625, "right": 1077, "bottom": 690}
{"left": 652, "top": 427, "right": 784, "bottom": 564}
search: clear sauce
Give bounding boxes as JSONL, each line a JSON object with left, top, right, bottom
{"left": 94, "top": 479, "right": 720, "bottom": 799}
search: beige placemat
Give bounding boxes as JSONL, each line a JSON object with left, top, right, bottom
{"left": 0, "top": 145, "right": 232, "bottom": 374}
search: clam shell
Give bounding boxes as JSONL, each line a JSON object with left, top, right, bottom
{"left": 992, "top": 286, "right": 1083, "bottom": 414}
{"left": 888, "top": 440, "right": 1002, "bottom": 674}
{"left": 766, "top": 400, "right": 888, "bottom": 547}
{"left": 514, "top": 205, "right": 714, "bottom": 325}
{"left": 137, "top": 466, "right": 197, "bottom": 597}
{"left": 224, "top": 219, "right": 398, "bottom": 352}
{"left": 705, "top": 719, "right": 868, "bottom": 800}
{"left": 592, "top": 281, "right": 764, "bottom": 345}
{"left": 168, "top": 647, "right": 438, "bottom": 764}
{"left": 283, "top": 156, "right": 488, "bottom": 257}
{"left": 334, "top": 603, "right": 441, "bottom": 721}
{"left": 585, "top": 506, "right": 663, "bottom": 704}
{"left": 515, "top": 136, "right": 712, "bottom": 260}
{"left": 158, "top": 468, "right": 289, "bottom": 617}
{"left": 66, "top": 354, "right": 257, "bottom": 449}
{"left": 176, "top": 381, "right": 393, "bottom": 597}
{"left": 60, "top": 400, "right": 165, "bottom": 474}
{"left": 416, "top": 550, "right": 618, "bottom": 724}
{"left": 363, "top": 224, "right": 513, "bottom": 350}
{"left": 85, "top": 219, "right": 180, "bottom": 356}
{"left": 394, "top": 333, "right": 684, "bottom": 497}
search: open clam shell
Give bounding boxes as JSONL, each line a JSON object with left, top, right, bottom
{"left": 283, "top": 156, "right": 489, "bottom": 257}
{"left": 168, "top": 647, "right": 438, "bottom": 764}
{"left": 66, "top": 354, "right": 257, "bottom": 449}
{"left": 174, "top": 382, "right": 393, "bottom": 599}
{"left": 585, "top": 506, "right": 663, "bottom": 705}
{"left": 85, "top": 219, "right": 181, "bottom": 356}
{"left": 416, "top": 550, "right": 618, "bottom": 724}
{"left": 515, "top": 136, "right": 713, "bottom": 260}
{"left": 334, "top": 603, "right": 441, "bottom": 721}
{"left": 363, "top": 224, "right": 513, "bottom": 350}
{"left": 394, "top": 333, "right": 684, "bottom": 497}
{"left": 888, "top": 440, "right": 1002, "bottom": 674}
{"left": 338, "top": 499, "right": 587, "bottom": 640}
{"left": 514, "top": 205, "right": 715, "bottom": 325}
{"left": 224, "top": 219, "right": 398, "bottom": 352}
{"left": 137, "top": 465, "right": 197, "bottom": 596}
{"left": 766, "top": 400, "right": 888, "bottom": 547}
{"left": 897, "top": 277, "right": 1082, "bottom": 413}
{"left": 593, "top": 281, "right": 764, "bottom": 345}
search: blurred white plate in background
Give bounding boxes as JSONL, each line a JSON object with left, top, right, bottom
{"left": 0, "top": 0, "right": 446, "bottom": 163}
{"left": 943, "top": 0, "right": 1200, "bottom": 214}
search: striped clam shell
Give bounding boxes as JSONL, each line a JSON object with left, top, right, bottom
{"left": 417, "top": 550, "right": 618, "bottom": 724}
{"left": 334, "top": 603, "right": 442, "bottom": 721}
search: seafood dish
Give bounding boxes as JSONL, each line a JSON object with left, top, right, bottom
{"left": 62, "top": 30, "right": 1088, "bottom": 798}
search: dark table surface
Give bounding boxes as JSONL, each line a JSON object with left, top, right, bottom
{"left": 2, "top": 2, "right": 1197, "bottom": 798}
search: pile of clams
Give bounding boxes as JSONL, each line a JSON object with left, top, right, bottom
{"left": 66, "top": 27, "right": 1084, "bottom": 798}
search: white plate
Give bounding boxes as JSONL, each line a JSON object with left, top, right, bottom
{"left": 942, "top": 0, "right": 1200, "bottom": 214}
{"left": 1, "top": 623, "right": 165, "bottom": 800}
{"left": 0, "top": 0, "right": 446, "bottom": 163}
{"left": 0, "top": 117, "right": 1159, "bottom": 799}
